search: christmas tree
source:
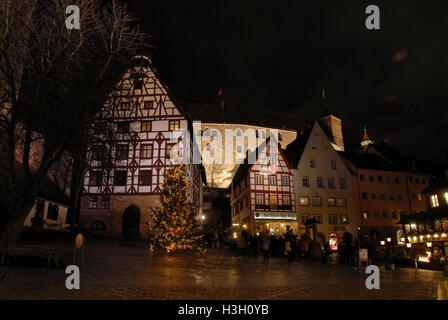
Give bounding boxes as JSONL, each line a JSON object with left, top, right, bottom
{"left": 147, "top": 164, "right": 203, "bottom": 253}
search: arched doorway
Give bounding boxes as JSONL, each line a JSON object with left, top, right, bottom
{"left": 122, "top": 205, "right": 140, "bottom": 239}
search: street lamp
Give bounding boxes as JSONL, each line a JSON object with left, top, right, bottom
{"left": 406, "top": 243, "right": 412, "bottom": 248}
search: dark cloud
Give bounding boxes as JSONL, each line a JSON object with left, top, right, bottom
{"left": 124, "top": 0, "right": 448, "bottom": 161}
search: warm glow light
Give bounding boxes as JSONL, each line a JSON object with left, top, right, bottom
{"left": 426, "top": 242, "right": 432, "bottom": 247}
{"left": 387, "top": 237, "right": 392, "bottom": 242}
{"left": 434, "top": 234, "right": 438, "bottom": 238}
{"left": 401, "top": 237, "right": 405, "bottom": 242}
{"left": 413, "top": 236, "right": 417, "bottom": 241}
{"left": 426, "top": 234, "right": 431, "bottom": 238}
{"left": 233, "top": 232, "right": 237, "bottom": 239}
{"left": 380, "top": 241, "right": 385, "bottom": 245}
{"left": 232, "top": 223, "right": 239, "bottom": 226}
{"left": 201, "top": 215, "right": 205, "bottom": 220}
{"left": 407, "top": 237, "right": 411, "bottom": 241}
{"left": 442, "top": 233, "right": 447, "bottom": 238}
{"left": 406, "top": 243, "right": 412, "bottom": 248}
{"left": 420, "top": 235, "right": 424, "bottom": 240}
{"left": 418, "top": 256, "right": 430, "bottom": 263}
{"left": 445, "top": 192, "right": 448, "bottom": 202}
{"left": 280, "top": 223, "right": 285, "bottom": 227}
{"left": 242, "top": 224, "right": 247, "bottom": 230}
{"left": 410, "top": 224, "right": 416, "bottom": 228}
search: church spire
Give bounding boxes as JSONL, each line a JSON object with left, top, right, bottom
{"left": 360, "top": 125, "right": 374, "bottom": 150}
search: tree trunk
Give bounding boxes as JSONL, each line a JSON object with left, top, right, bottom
{"left": 0, "top": 190, "right": 37, "bottom": 265}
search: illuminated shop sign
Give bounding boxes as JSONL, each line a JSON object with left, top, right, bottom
{"left": 254, "top": 212, "right": 297, "bottom": 220}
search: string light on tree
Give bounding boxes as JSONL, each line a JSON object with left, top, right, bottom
{"left": 146, "top": 164, "right": 204, "bottom": 253}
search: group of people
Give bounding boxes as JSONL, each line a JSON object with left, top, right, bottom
{"left": 203, "top": 229, "right": 225, "bottom": 248}
{"left": 236, "top": 227, "right": 315, "bottom": 262}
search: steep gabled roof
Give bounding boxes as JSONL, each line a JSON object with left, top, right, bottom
{"left": 231, "top": 136, "right": 291, "bottom": 185}
{"left": 284, "top": 127, "right": 312, "bottom": 168}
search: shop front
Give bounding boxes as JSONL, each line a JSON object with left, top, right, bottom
{"left": 399, "top": 208, "right": 448, "bottom": 269}
{"left": 253, "top": 211, "right": 298, "bottom": 236}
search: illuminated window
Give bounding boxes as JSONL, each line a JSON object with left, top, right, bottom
{"left": 299, "top": 196, "right": 309, "bottom": 206}
{"left": 89, "top": 171, "right": 103, "bottom": 186}
{"left": 445, "top": 192, "right": 448, "bottom": 203}
{"left": 327, "top": 197, "right": 336, "bottom": 207}
{"left": 121, "top": 102, "right": 130, "bottom": 110}
{"left": 140, "top": 144, "right": 153, "bottom": 159}
{"left": 166, "top": 144, "right": 175, "bottom": 158}
{"left": 338, "top": 198, "right": 347, "bottom": 207}
{"left": 269, "top": 195, "right": 277, "bottom": 209}
{"left": 143, "top": 101, "right": 154, "bottom": 109}
{"left": 169, "top": 120, "right": 180, "bottom": 131}
{"left": 255, "top": 175, "right": 263, "bottom": 184}
{"left": 430, "top": 194, "right": 440, "bottom": 208}
{"left": 141, "top": 120, "right": 152, "bottom": 132}
{"left": 363, "top": 211, "right": 369, "bottom": 219}
{"left": 339, "top": 214, "right": 348, "bottom": 224}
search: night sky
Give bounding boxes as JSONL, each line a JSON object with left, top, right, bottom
{"left": 124, "top": 0, "right": 448, "bottom": 162}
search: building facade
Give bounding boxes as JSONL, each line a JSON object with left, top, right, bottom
{"left": 285, "top": 120, "right": 357, "bottom": 249}
{"left": 230, "top": 138, "right": 297, "bottom": 236}
{"left": 79, "top": 55, "right": 203, "bottom": 238}
{"left": 341, "top": 152, "right": 429, "bottom": 244}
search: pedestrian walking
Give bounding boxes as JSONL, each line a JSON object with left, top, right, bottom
{"left": 261, "top": 231, "right": 271, "bottom": 261}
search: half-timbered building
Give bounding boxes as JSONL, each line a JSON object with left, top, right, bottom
{"left": 230, "top": 136, "right": 297, "bottom": 236}
{"left": 79, "top": 55, "right": 204, "bottom": 238}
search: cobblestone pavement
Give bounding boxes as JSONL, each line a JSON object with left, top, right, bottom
{"left": 0, "top": 237, "right": 447, "bottom": 300}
